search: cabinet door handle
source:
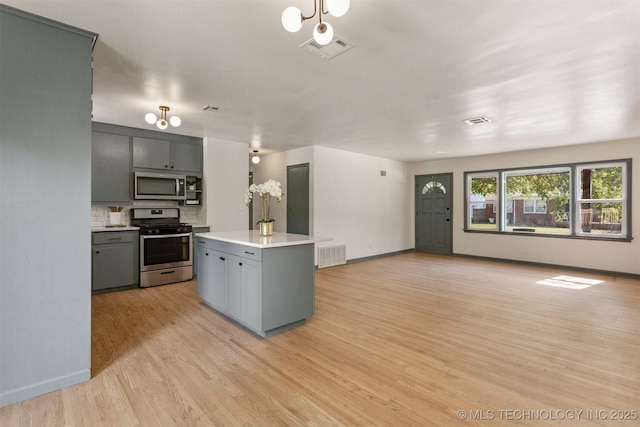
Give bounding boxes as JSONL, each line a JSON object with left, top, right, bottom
{"left": 244, "top": 251, "right": 255, "bottom": 255}
{"left": 220, "top": 257, "right": 225, "bottom": 261}
{"left": 239, "top": 262, "right": 243, "bottom": 266}
{"left": 205, "top": 252, "right": 209, "bottom": 256}
{"left": 95, "top": 251, "right": 100, "bottom": 254}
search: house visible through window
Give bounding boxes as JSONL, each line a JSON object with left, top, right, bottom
{"left": 468, "top": 174, "right": 497, "bottom": 230}
{"left": 524, "top": 199, "right": 547, "bottom": 214}
{"left": 465, "top": 160, "right": 630, "bottom": 239}
{"left": 576, "top": 163, "right": 626, "bottom": 237}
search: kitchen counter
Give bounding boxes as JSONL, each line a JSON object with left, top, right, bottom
{"left": 195, "top": 230, "right": 316, "bottom": 337}
{"left": 195, "top": 230, "right": 321, "bottom": 248}
{"left": 92, "top": 225, "right": 139, "bottom": 232}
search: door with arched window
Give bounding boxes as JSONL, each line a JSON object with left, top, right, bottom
{"left": 415, "top": 173, "right": 453, "bottom": 254}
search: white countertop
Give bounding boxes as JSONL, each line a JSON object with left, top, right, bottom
{"left": 196, "top": 230, "right": 325, "bottom": 248}
{"left": 91, "top": 226, "right": 139, "bottom": 232}
{"left": 92, "top": 224, "right": 209, "bottom": 232}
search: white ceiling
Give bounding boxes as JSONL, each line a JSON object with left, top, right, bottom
{"left": 5, "top": 0, "right": 640, "bottom": 162}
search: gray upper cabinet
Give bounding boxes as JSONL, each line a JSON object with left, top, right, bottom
{"left": 133, "top": 137, "right": 202, "bottom": 173}
{"left": 132, "top": 137, "right": 170, "bottom": 169}
{"left": 92, "top": 131, "right": 131, "bottom": 204}
{"left": 171, "top": 141, "right": 203, "bottom": 172}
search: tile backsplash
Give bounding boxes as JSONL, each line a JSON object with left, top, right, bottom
{"left": 92, "top": 201, "right": 201, "bottom": 227}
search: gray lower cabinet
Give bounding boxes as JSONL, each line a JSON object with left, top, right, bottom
{"left": 92, "top": 231, "right": 139, "bottom": 293}
{"left": 196, "top": 238, "right": 314, "bottom": 337}
{"left": 192, "top": 226, "right": 211, "bottom": 277}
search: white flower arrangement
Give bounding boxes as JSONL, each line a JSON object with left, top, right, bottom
{"left": 244, "top": 179, "right": 283, "bottom": 224}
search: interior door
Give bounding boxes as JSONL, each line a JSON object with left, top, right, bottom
{"left": 415, "top": 173, "right": 453, "bottom": 254}
{"left": 287, "top": 163, "right": 310, "bottom": 235}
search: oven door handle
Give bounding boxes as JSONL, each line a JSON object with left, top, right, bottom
{"left": 141, "top": 233, "right": 192, "bottom": 239}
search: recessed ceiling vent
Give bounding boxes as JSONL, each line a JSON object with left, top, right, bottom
{"left": 464, "top": 116, "right": 492, "bottom": 125}
{"left": 202, "top": 105, "right": 224, "bottom": 112}
{"left": 299, "top": 36, "right": 355, "bottom": 60}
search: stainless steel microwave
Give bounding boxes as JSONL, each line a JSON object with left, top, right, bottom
{"left": 134, "top": 172, "right": 186, "bottom": 201}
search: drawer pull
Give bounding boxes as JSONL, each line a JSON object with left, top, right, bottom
{"left": 244, "top": 251, "right": 255, "bottom": 255}
{"left": 160, "top": 270, "right": 175, "bottom": 275}
{"left": 239, "top": 262, "right": 243, "bottom": 266}
{"left": 108, "top": 237, "right": 122, "bottom": 241}
{"left": 220, "top": 257, "right": 225, "bottom": 261}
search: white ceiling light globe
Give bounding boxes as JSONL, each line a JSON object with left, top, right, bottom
{"left": 145, "top": 112, "right": 157, "bottom": 124}
{"left": 157, "top": 120, "right": 168, "bottom": 130}
{"left": 327, "top": 0, "right": 350, "bottom": 17}
{"left": 282, "top": 7, "right": 303, "bottom": 32}
{"left": 251, "top": 155, "right": 260, "bottom": 164}
{"left": 313, "top": 22, "right": 334, "bottom": 45}
{"left": 169, "top": 116, "right": 181, "bottom": 127}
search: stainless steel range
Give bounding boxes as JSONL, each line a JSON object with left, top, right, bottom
{"left": 131, "top": 208, "right": 193, "bottom": 287}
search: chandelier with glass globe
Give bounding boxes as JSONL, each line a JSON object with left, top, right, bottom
{"left": 281, "top": 0, "right": 350, "bottom": 45}
{"left": 145, "top": 105, "right": 181, "bottom": 130}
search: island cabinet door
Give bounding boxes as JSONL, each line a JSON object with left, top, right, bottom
{"left": 196, "top": 245, "right": 213, "bottom": 301}
{"left": 225, "top": 254, "right": 244, "bottom": 320}
{"left": 197, "top": 246, "right": 226, "bottom": 311}
{"left": 242, "top": 259, "right": 262, "bottom": 332}
{"left": 209, "top": 250, "right": 227, "bottom": 311}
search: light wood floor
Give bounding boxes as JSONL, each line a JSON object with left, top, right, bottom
{"left": 1, "top": 252, "right": 639, "bottom": 426}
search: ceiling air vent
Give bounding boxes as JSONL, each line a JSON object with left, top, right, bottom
{"left": 299, "top": 36, "right": 355, "bottom": 60}
{"left": 464, "top": 116, "right": 492, "bottom": 125}
{"left": 202, "top": 105, "right": 224, "bottom": 112}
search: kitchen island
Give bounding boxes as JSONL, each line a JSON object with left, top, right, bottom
{"left": 194, "top": 231, "right": 317, "bottom": 337}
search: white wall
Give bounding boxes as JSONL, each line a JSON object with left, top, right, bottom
{"left": 409, "top": 138, "right": 640, "bottom": 275}
{"left": 203, "top": 137, "right": 249, "bottom": 231}
{"left": 254, "top": 146, "right": 412, "bottom": 260}
{"left": 314, "top": 146, "right": 413, "bottom": 260}
{"left": 209, "top": 135, "right": 639, "bottom": 275}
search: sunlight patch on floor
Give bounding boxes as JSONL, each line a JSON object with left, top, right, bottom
{"left": 536, "top": 275, "right": 605, "bottom": 290}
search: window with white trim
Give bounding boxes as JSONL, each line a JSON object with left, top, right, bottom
{"left": 524, "top": 199, "right": 547, "bottom": 214}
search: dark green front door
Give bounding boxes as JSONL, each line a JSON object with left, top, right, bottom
{"left": 415, "top": 173, "right": 453, "bottom": 254}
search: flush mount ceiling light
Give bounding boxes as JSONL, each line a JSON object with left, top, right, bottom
{"left": 145, "top": 105, "right": 181, "bottom": 130}
{"left": 282, "top": 0, "right": 350, "bottom": 46}
{"left": 251, "top": 150, "right": 261, "bottom": 164}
